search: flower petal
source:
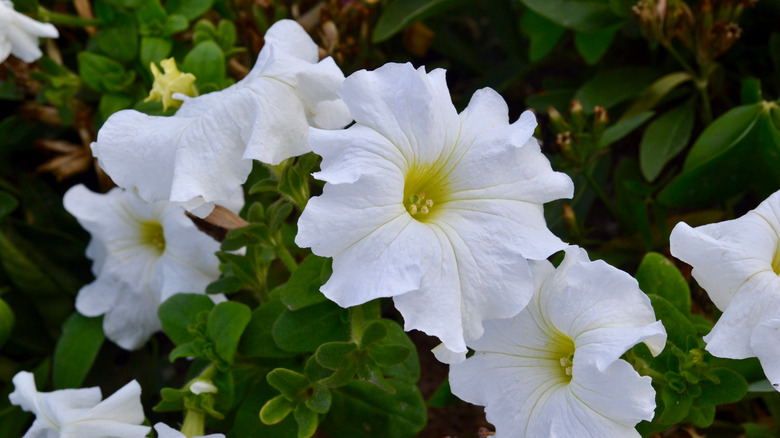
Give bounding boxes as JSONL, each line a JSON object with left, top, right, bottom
{"left": 751, "top": 318, "right": 780, "bottom": 390}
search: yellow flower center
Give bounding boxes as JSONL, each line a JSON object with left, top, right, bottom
{"left": 547, "top": 332, "right": 575, "bottom": 382}
{"left": 139, "top": 221, "right": 165, "bottom": 255}
{"left": 773, "top": 240, "right": 780, "bottom": 275}
{"left": 403, "top": 162, "right": 451, "bottom": 222}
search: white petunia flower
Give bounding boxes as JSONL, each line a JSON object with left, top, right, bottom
{"left": 670, "top": 191, "right": 780, "bottom": 358}
{"left": 154, "top": 423, "right": 225, "bottom": 438}
{"left": 448, "top": 247, "right": 666, "bottom": 437}
{"left": 0, "top": 0, "right": 58, "bottom": 63}
{"left": 296, "top": 62, "right": 574, "bottom": 360}
{"left": 63, "top": 184, "right": 224, "bottom": 350}
{"left": 8, "top": 371, "right": 150, "bottom": 438}
{"left": 91, "top": 19, "right": 351, "bottom": 218}
{"left": 670, "top": 190, "right": 780, "bottom": 386}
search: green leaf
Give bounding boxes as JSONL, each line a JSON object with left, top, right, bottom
{"left": 169, "top": 342, "right": 201, "bottom": 361}
{"left": 656, "top": 385, "right": 694, "bottom": 425}
{"left": 77, "top": 52, "right": 136, "bottom": 93}
{"left": 294, "top": 404, "right": 318, "bottom": 438}
{"left": 98, "top": 93, "right": 134, "bottom": 124}
{"left": 323, "top": 380, "right": 426, "bottom": 438}
{"left": 372, "top": 0, "right": 472, "bottom": 43}
{"left": 683, "top": 103, "right": 763, "bottom": 171}
{"left": 101, "top": 0, "right": 142, "bottom": 9}
{"left": 647, "top": 294, "right": 696, "bottom": 348}
{"left": 620, "top": 71, "right": 693, "bottom": 121}
{"left": 639, "top": 99, "right": 696, "bottom": 181}
{"left": 267, "top": 368, "right": 309, "bottom": 401}
{"left": 272, "top": 301, "right": 351, "bottom": 353}
{"left": 636, "top": 252, "right": 691, "bottom": 314}
{"left": 305, "top": 384, "right": 332, "bottom": 414}
{"left": 520, "top": 0, "right": 625, "bottom": 33}
{"left": 183, "top": 41, "right": 225, "bottom": 93}
{"left": 217, "top": 19, "right": 237, "bottom": 51}
{"left": 158, "top": 293, "right": 215, "bottom": 345}
{"left": 140, "top": 37, "right": 172, "bottom": 69}
{"left": 52, "top": 313, "right": 105, "bottom": 389}
{"left": 741, "top": 78, "right": 762, "bottom": 105}
{"left": 316, "top": 342, "right": 357, "bottom": 370}
{"left": 280, "top": 255, "right": 330, "bottom": 310}
{"left": 695, "top": 367, "right": 748, "bottom": 406}
{"left": 359, "top": 321, "right": 387, "bottom": 347}
{"left": 239, "top": 299, "right": 297, "bottom": 358}
{"left": 0, "top": 232, "right": 61, "bottom": 295}
{"left": 574, "top": 24, "right": 619, "bottom": 65}
{"left": 166, "top": 0, "right": 213, "bottom": 21}
{"left": 371, "top": 320, "right": 420, "bottom": 384}
{"left": 93, "top": 12, "right": 139, "bottom": 62}
{"left": 427, "top": 378, "right": 461, "bottom": 407}
{"left": 574, "top": 67, "right": 658, "bottom": 113}
{"left": 260, "top": 395, "right": 296, "bottom": 425}
{"left": 236, "top": 378, "right": 297, "bottom": 437}
{"left": 207, "top": 301, "right": 252, "bottom": 364}
{"left": 520, "top": 9, "right": 565, "bottom": 62}
{"left": 367, "top": 344, "right": 411, "bottom": 368}
{"left": 164, "top": 14, "right": 189, "bottom": 36}
{"left": 598, "top": 111, "right": 654, "bottom": 147}
{"left": 686, "top": 404, "right": 715, "bottom": 428}
{"left": 0, "top": 192, "right": 19, "bottom": 219}
{"left": 0, "top": 297, "right": 15, "bottom": 348}
{"left": 135, "top": 0, "right": 167, "bottom": 36}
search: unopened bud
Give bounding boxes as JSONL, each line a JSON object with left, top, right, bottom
{"left": 547, "top": 106, "right": 570, "bottom": 133}
{"left": 568, "top": 99, "right": 586, "bottom": 131}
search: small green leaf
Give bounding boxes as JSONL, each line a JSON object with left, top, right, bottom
{"left": 165, "top": 0, "right": 213, "bottom": 21}
{"left": 656, "top": 385, "right": 694, "bottom": 425}
{"left": 686, "top": 404, "right": 716, "bottom": 428}
{"left": 135, "top": 0, "right": 167, "bottom": 36}
{"left": 368, "top": 344, "right": 411, "bottom": 368}
{"left": 639, "top": 99, "right": 696, "bottom": 181}
{"left": 260, "top": 395, "right": 295, "bottom": 425}
{"left": 98, "top": 93, "right": 134, "bottom": 124}
{"left": 280, "top": 255, "right": 330, "bottom": 310}
{"left": 647, "top": 294, "right": 696, "bottom": 348}
{"left": 360, "top": 321, "right": 388, "bottom": 347}
{"left": 598, "top": 111, "right": 654, "bottom": 147}
{"left": 140, "top": 37, "right": 172, "bottom": 69}
{"left": 0, "top": 192, "right": 19, "bottom": 219}
{"left": 574, "top": 67, "right": 658, "bottom": 112}
{"left": 164, "top": 14, "right": 189, "bottom": 36}
{"left": 372, "top": 0, "right": 472, "bottom": 43}
{"left": 520, "top": 9, "right": 565, "bottom": 62}
{"left": 294, "top": 404, "right": 318, "bottom": 438}
{"left": 182, "top": 41, "right": 225, "bottom": 92}
{"left": 272, "top": 301, "right": 350, "bottom": 353}
{"left": 93, "top": 12, "right": 139, "bottom": 62}
{"left": 574, "top": 24, "right": 619, "bottom": 65}
{"left": 0, "top": 297, "right": 15, "bottom": 348}
{"left": 78, "top": 52, "right": 136, "bottom": 93}
{"left": 52, "top": 313, "right": 105, "bottom": 389}
{"left": 636, "top": 252, "right": 691, "bottom": 314}
{"left": 207, "top": 301, "right": 252, "bottom": 364}
{"left": 169, "top": 342, "right": 201, "bottom": 361}
{"left": 316, "top": 342, "right": 357, "bottom": 370}
{"left": 158, "top": 293, "right": 214, "bottom": 345}
{"left": 683, "top": 103, "right": 764, "bottom": 171}
{"left": 621, "top": 71, "right": 693, "bottom": 121}
{"left": 305, "top": 384, "right": 332, "bottom": 414}
{"left": 695, "top": 367, "right": 748, "bottom": 406}
{"left": 239, "top": 299, "right": 297, "bottom": 358}
{"left": 520, "top": 0, "right": 625, "bottom": 32}
{"left": 267, "top": 368, "right": 309, "bottom": 401}
{"left": 741, "top": 78, "right": 762, "bottom": 105}
{"left": 216, "top": 19, "right": 237, "bottom": 51}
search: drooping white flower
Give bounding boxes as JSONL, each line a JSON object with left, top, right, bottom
{"left": 670, "top": 190, "right": 780, "bottom": 360}
{"left": 63, "top": 184, "right": 224, "bottom": 350}
{"left": 154, "top": 423, "right": 225, "bottom": 438}
{"left": 448, "top": 247, "right": 666, "bottom": 437}
{"left": 8, "top": 371, "right": 150, "bottom": 438}
{"left": 296, "top": 62, "right": 574, "bottom": 360}
{"left": 91, "top": 19, "right": 351, "bottom": 218}
{"left": 0, "top": 0, "right": 58, "bottom": 63}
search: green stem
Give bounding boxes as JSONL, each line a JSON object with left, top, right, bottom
{"left": 645, "top": 368, "right": 668, "bottom": 385}
{"left": 274, "top": 239, "right": 298, "bottom": 273}
{"left": 696, "top": 78, "right": 713, "bottom": 125}
{"left": 350, "top": 306, "right": 365, "bottom": 344}
{"left": 662, "top": 43, "right": 696, "bottom": 77}
{"left": 38, "top": 7, "right": 102, "bottom": 26}
{"left": 180, "top": 409, "right": 205, "bottom": 438}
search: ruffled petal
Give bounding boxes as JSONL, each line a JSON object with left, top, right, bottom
{"left": 751, "top": 318, "right": 780, "bottom": 390}
{"left": 101, "top": 281, "right": 162, "bottom": 350}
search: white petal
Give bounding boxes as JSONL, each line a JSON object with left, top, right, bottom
{"left": 76, "top": 380, "right": 145, "bottom": 425}
{"left": 704, "top": 272, "right": 780, "bottom": 358}
{"left": 61, "top": 421, "right": 151, "bottom": 438}
{"left": 751, "top": 318, "right": 780, "bottom": 390}
{"left": 0, "top": 38, "right": 12, "bottom": 63}
{"left": 101, "top": 280, "right": 162, "bottom": 350}
{"left": 154, "top": 423, "right": 226, "bottom": 438}
{"left": 670, "top": 215, "right": 776, "bottom": 311}
{"left": 6, "top": 25, "right": 42, "bottom": 63}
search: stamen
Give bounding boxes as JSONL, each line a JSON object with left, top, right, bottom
{"left": 408, "top": 192, "right": 435, "bottom": 217}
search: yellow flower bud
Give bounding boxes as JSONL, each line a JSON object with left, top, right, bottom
{"left": 144, "top": 58, "right": 198, "bottom": 111}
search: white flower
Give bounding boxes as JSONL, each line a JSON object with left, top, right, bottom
{"left": 295, "top": 62, "right": 574, "bottom": 359}
{"left": 0, "top": 0, "right": 58, "bottom": 63}
{"left": 670, "top": 190, "right": 780, "bottom": 360}
{"left": 448, "top": 247, "right": 666, "bottom": 437}
{"left": 91, "top": 19, "right": 351, "bottom": 218}
{"left": 63, "top": 184, "right": 224, "bottom": 350}
{"left": 153, "top": 423, "right": 225, "bottom": 438}
{"left": 670, "top": 190, "right": 780, "bottom": 389}
{"left": 8, "top": 371, "right": 150, "bottom": 438}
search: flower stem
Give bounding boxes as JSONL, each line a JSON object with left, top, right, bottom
{"left": 350, "top": 306, "right": 365, "bottom": 344}
{"left": 180, "top": 409, "right": 205, "bottom": 438}
{"left": 274, "top": 240, "right": 298, "bottom": 273}
{"left": 38, "top": 7, "right": 102, "bottom": 26}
